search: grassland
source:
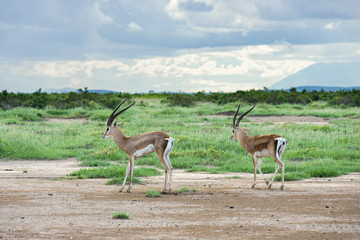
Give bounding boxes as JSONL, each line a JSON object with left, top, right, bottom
{"left": 1, "top": 100, "right": 359, "bottom": 182}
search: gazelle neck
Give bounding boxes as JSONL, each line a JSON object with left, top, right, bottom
{"left": 236, "top": 128, "right": 250, "bottom": 149}
{"left": 112, "top": 126, "right": 128, "bottom": 151}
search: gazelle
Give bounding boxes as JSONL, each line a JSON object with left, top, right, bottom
{"left": 101, "top": 99, "right": 174, "bottom": 193}
{"left": 230, "top": 103, "right": 287, "bottom": 190}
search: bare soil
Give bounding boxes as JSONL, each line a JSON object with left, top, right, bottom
{"left": 1, "top": 159, "right": 359, "bottom": 240}
{"left": 1, "top": 116, "right": 359, "bottom": 239}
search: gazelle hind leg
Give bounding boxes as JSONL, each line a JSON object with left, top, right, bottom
{"left": 280, "top": 163, "right": 285, "bottom": 190}
{"left": 273, "top": 137, "right": 286, "bottom": 190}
{"left": 156, "top": 151, "right": 169, "bottom": 193}
{"left": 120, "top": 161, "right": 131, "bottom": 192}
{"left": 268, "top": 164, "right": 279, "bottom": 189}
{"left": 269, "top": 158, "right": 284, "bottom": 190}
{"left": 257, "top": 157, "right": 269, "bottom": 185}
{"left": 163, "top": 138, "right": 174, "bottom": 192}
{"left": 164, "top": 151, "right": 173, "bottom": 192}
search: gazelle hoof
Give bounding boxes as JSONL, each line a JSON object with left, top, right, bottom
{"left": 251, "top": 184, "right": 256, "bottom": 189}
{"left": 126, "top": 188, "right": 131, "bottom": 193}
{"left": 280, "top": 185, "right": 284, "bottom": 190}
{"left": 267, "top": 184, "right": 272, "bottom": 189}
{"left": 265, "top": 180, "right": 269, "bottom": 185}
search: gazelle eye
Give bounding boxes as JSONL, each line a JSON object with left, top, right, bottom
{"left": 106, "top": 127, "right": 110, "bottom": 132}
{"left": 232, "top": 129, "right": 235, "bottom": 133}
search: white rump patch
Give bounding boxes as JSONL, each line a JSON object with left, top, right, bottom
{"left": 275, "top": 137, "right": 287, "bottom": 161}
{"left": 133, "top": 144, "right": 155, "bottom": 158}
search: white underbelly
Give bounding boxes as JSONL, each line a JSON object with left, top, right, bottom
{"left": 133, "top": 144, "right": 155, "bottom": 158}
{"left": 255, "top": 149, "right": 270, "bottom": 158}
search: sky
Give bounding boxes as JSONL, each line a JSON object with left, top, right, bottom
{"left": 1, "top": 0, "right": 360, "bottom": 93}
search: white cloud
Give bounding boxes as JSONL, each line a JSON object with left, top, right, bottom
{"left": 16, "top": 60, "right": 130, "bottom": 78}
{"left": 323, "top": 22, "right": 340, "bottom": 30}
{"left": 3, "top": 42, "right": 360, "bottom": 93}
{"left": 165, "top": 0, "right": 186, "bottom": 21}
{"left": 92, "top": 0, "right": 113, "bottom": 25}
{"left": 164, "top": 0, "right": 360, "bottom": 35}
{"left": 127, "top": 22, "right": 143, "bottom": 33}
{"left": 13, "top": 43, "right": 315, "bottom": 84}
{"left": 0, "top": 22, "right": 14, "bottom": 30}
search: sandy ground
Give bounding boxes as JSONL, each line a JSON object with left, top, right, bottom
{"left": 1, "top": 116, "right": 359, "bottom": 239}
{"left": 1, "top": 159, "right": 359, "bottom": 240}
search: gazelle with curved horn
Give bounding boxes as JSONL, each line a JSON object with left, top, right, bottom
{"left": 102, "top": 100, "right": 174, "bottom": 193}
{"left": 230, "top": 103, "right": 287, "bottom": 190}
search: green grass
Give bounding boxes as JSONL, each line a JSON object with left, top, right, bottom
{"left": 175, "top": 186, "right": 197, "bottom": 193}
{"left": 112, "top": 212, "right": 130, "bottom": 219}
{"left": 145, "top": 190, "right": 161, "bottom": 197}
{"left": 1, "top": 100, "right": 360, "bottom": 182}
{"left": 68, "top": 166, "right": 160, "bottom": 179}
{"left": 105, "top": 177, "right": 143, "bottom": 185}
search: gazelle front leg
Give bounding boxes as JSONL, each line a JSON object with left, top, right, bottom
{"left": 119, "top": 161, "right": 131, "bottom": 192}
{"left": 126, "top": 156, "right": 135, "bottom": 193}
{"left": 251, "top": 155, "right": 257, "bottom": 189}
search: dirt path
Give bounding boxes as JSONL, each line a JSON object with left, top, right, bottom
{"left": 1, "top": 159, "right": 359, "bottom": 240}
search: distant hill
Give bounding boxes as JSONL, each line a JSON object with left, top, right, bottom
{"left": 44, "top": 88, "right": 119, "bottom": 94}
{"left": 270, "top": 62, "right": 360, "bottom": 90}
{"left": 291, "top": 86, "right": 360, "bottom": 92}
{"left": 44, "top": 88, "right": 77, "bottom": 93}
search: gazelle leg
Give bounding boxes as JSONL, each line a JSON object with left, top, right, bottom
{"left": 269, "top": 157, "right": 284, "bottom": 190}
{"left": 126, "top": 157, "right": 135, "bottom": 193}
{"left": 268, "top": 164, "right": 279, "bottom": 189}
{"left": 280, "top": 164, "right": 285, "bottom": 190}
{"left": 163, "top": 139, "right": 174, "bottom": 192}
{"left": 156, "top": 151, "right": 169, "bottom": 193}
{"left": 251, "top": 155, "right": 257, "bottom": 189}
{"left": 161, "top": 166, "right": 169, "bottom": 193}
{"left": 164, "top": 152, "right": 173, "bottom": 192}
{"left": 257, "top": 157, "right": 269, "bottom": 185}
{"left": 119, "top": 161, "right": 130, "bottom": 192}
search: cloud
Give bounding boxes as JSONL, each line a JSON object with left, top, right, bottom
{"left": 323, "top": 22, "right": 340, "bottom": 30}
{"left": 3, "top": 42, "right": 325, "bottom": 92}
{"left": 92, "top": 0, "right": 113, "bottom": 25}
{"left": 179, "top": 0, "right": 214, "bottom": 12}
{"left": 14, "top": 60, "right": 130, "bottom": 78}
{"left": 1, "top": 1, "right": 360, "bottom": 93}
{"left": 165, "top": 0, "right": 360, "bottom": 35}
{"left": 127, "top": 22, "right": 143, "bottom": 32}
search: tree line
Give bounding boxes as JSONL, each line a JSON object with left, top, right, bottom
{"left": 1, "top": 87, "right": 359, "bottom": 110}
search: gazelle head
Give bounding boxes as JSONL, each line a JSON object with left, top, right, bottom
{"left": 230, "top": 103, "right": 255, "bottom": 140}
{"left": 101, "top": 99, "right": 135, "bottom": 139}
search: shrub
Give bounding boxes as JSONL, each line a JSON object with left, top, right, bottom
{"left": 112, "top": 212, "right": 130, "bottom": 219}
{"left": 165, "top": 94, "right": 195, "bottom": 107}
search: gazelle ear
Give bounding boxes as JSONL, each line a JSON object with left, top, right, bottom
{"left": 118, "top": 123, "right": 124, "bottom": 127}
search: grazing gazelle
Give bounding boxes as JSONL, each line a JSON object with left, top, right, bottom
{"left": 101, "top": 99, "right": 174, "bottom": 193}
{"left": 230, "top": 103, "right": 287, "bottom": 190}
